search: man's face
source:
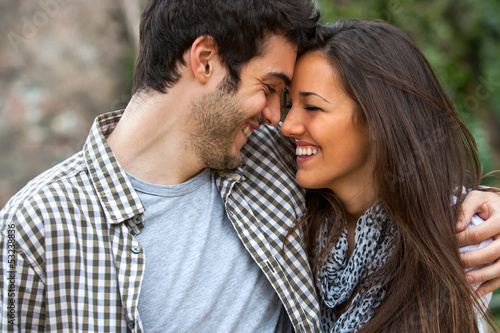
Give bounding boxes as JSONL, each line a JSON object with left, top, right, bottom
{"left": 188, "top": 34, "right": 297, "bottom": 170}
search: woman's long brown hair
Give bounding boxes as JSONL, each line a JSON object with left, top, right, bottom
{"left": 284, "top": 19, "right": 497, "bottom": 332}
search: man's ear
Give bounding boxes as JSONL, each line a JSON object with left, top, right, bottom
{"left": 190, "top": 35, "right": 219, "bottom": 84}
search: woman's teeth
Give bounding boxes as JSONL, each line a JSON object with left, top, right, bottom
{"left": 296, "top": 147, "right": 320, "bottom": 156}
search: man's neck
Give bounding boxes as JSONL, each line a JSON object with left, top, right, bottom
{"left": 107, "top": 91, "right": 206, "bottom": 186}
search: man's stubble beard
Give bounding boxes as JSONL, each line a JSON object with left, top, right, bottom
{"left": 188, "top": 83, "right": 248, "bottom": 170}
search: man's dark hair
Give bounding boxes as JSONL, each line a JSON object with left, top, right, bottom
{"left": 132, "top": 0, "right": 319, "bottom": 94}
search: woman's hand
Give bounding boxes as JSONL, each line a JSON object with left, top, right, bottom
{"left": 457, "top": 190, "right": 500, "bottom": 296}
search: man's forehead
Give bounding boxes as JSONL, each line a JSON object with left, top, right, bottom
{"left": 240, "top": 34, "right": 297, "bottom": 83}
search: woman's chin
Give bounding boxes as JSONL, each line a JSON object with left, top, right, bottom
{"left": 296, "top": 173, "right": 322, "bottom": 190}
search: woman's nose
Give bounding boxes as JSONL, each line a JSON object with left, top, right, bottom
{"left": 281, "top": 107, "right": 303, "bottom": 137}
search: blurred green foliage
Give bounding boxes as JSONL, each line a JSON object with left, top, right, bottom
{"left": 316, "top": 0, "right": 500, "bottom": 186}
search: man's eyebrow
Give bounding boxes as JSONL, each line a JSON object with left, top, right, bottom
{"left": 265, "top": 72, "right": 291, "bottom": 86}
{"left": 299, "top": 91, "right": 330, "bottom": 103}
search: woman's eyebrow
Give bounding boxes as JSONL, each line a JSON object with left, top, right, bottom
{"left": 299, "top": 91, "right": 330, "bottom": 103}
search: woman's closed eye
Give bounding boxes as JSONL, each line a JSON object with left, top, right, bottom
{"left": 304, "top": 105, "right": 322, "bottom": 112}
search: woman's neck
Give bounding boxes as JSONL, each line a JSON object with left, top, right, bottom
{"left": 340, "top": 186, "right": 377, "bottom": 256}
{"left": 341, "top": 186, "right": 376, "bottom": 223}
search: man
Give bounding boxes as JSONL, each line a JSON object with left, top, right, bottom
{"left": 1, "top": 0, "right": 500, "bottom": 332}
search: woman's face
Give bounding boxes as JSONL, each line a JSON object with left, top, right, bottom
{"left": 281, "top": 51, "right": 372, "bottom": 196}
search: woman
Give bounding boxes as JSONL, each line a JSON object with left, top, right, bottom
{"left": 281, "top": 20, "right": 497, "bottom": 332}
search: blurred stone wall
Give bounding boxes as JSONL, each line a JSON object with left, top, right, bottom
{"left": 0, "top": 0, "right": 141, "bottom": 206}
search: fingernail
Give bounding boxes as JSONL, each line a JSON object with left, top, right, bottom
{"left": 467, "top": 274, "right": 474, "bottom": 283}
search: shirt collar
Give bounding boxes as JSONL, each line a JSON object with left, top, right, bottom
{"left": 215, "top": 163, "right": 246, "bottom": 182}
{"left": 83, "top": 110, "right": 144, "bottom": 224}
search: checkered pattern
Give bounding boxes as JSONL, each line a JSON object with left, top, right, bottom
{"left": 0, "top": 111, "right": 320, "bottom": 332}
{"left": 215, "top": 125, "right": 320, "bottom": 333}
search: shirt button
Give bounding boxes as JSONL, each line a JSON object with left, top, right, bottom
{"left": 131, "top": 246, "right": 141, "bottom": 254}
{"left": 134, "top": 216, "right": 142, "bottom": 225}
{"left": 128, "top": 320, "right": 135, "bottom": 329}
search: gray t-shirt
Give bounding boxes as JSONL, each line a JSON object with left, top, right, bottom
{"left": 129, "top": 168, "right": 292, "bottom": 332}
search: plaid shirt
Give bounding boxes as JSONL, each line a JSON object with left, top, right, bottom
{"left": 0, "top": 110, "right": 320, "bottom": 332}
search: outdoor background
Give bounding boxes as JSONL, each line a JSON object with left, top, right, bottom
{"left": 0, "top": 0, "right": 499, "bottom": 328}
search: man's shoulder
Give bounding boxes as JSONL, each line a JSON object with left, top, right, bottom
{"left": 241, "top": 124, "right": 296, "bottom": 175}
{"left": 237, "top": 124, "right": 304, "bottom": 198}
{"left": 246, "top": 124, "right": 280, "bottom": 150}
{"left": 0, "top": 151, "right": 88, "bottom": 225}
{"left": 242, "top": 125, "right": 283, "bottom": 166}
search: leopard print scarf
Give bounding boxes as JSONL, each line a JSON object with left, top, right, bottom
{"left": 316, "top": 204, "right": 397, "bottom": 332}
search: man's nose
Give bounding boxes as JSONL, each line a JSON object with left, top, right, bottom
{"left": 262, "top": 93, "right": 281, "bottom": 126}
